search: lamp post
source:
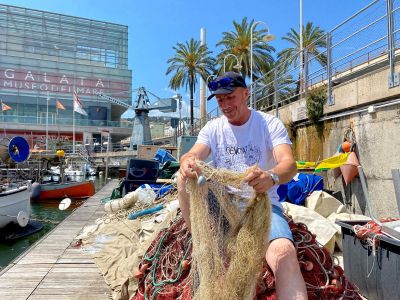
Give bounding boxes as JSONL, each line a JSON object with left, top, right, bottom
{"left": 250, "top": 21, "right": 275, "bottom": 108}
{"left": 46, "top": 91, "right": 49, "bottom": 151}
{"left": 223, "top": 53, "right": 241, "bottom": 73}
{"left": 299, "top": 0, "right": 304, "bottom": 94}
{"left": 172, "top": 93, "right": 182, "bottom": 137}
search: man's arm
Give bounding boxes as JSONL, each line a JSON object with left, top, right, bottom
{"left": 179, "top": 143, "right": 211, "bottom": 180}
{"left": 244, "top": 143, "right": 297, "bottom": 193}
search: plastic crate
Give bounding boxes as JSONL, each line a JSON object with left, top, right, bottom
{"left": 153, "top": 149, "right": 176, "bottom": 165}
{"left": 126, "top": 159, "right": 159, "bottom": 181}
{"left": 336, "top": 220, "right": 400, "bottom": 300}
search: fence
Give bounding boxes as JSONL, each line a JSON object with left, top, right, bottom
{"left": 198, "top": 0, "right": 400, "bottom": 128}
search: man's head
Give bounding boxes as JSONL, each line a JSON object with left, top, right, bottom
{"left": 207, "top": 72, "right": 250, "bottom": 125}
{"left": 207, "top": 72, "right": 247, "bottom": 101}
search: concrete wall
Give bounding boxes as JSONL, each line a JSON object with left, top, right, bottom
{"left": 277, "top": 61, "right": 400, "bottom": 123}
{"left": 273, "top": 61, "right": 400, "bottom": 218}
{"left": 293, "top": 105, "right": 400, "bottom": 218}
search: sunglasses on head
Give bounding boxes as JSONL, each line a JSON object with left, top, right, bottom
{"left": 207, "top": 77, "right": 245, "bottom": 92}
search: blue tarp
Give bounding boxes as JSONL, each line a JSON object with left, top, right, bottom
{"left": 277, "top": 173, "right": 324, "bottom": 205}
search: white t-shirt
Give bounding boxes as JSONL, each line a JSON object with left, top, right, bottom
{"left": 196, "top": 109, "right": 292, "bottom": 208}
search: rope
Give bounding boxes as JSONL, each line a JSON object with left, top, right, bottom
{"left": 132, "top": 214, "right": 363, "bottom": 300}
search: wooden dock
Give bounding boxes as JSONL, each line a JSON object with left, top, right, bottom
{"left": 0, "top": 180, "right": 119, "bottom": 300}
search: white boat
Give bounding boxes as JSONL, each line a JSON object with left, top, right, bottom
{"left": 0, "top": 182, "right": 31, "bottom": 229}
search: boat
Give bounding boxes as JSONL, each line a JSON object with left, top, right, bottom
{"left": 31, "top": 180, "right": 95, "bottom": 201}
{"left": 0, "top": 182, "right": 31, "bottom": 229}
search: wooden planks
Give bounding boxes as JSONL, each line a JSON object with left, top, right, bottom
{"left": 0, "top": 180, "right": 118, "bottom": 300}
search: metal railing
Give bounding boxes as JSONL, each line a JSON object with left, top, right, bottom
{"left": 196, "top": 0, "right": 400, "bottom": 129}
{"left": 0, "top": 114, "right": 132, "bottom": 128}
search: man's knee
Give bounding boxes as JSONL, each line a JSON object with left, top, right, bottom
{"left": 266, "top": 238, "right": 298, "bottom": 272}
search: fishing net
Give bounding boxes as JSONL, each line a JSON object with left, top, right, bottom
{"left": 132, "top": 216, "right": 363, "bottom": 300}
{"left": 134, "top": 161, "right": 271, "bottom": 300}
{"left": 131, "top": 161, "right": 364, "bottom": 299}
{"left": 187, "top": 162, "right": 271, "bottom": 300}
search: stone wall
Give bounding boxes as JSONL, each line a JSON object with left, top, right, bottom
{"left": 292, "top": 105, "right": 400, "bottom": 218}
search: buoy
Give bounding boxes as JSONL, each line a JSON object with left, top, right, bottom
{"left": 17, "top": 210, "right": 29, "bottom": 227}
{"left": 134, "top": 270, "right": 144, "bottom": 279}
{"left": 340, "top": 152, "right": 359, "bottom": 185}
{"left": 182, "top": 259, "right": 190, "bottom": 271}
{"left": 59, "top": 198, "right": 72, "bottom": 210}
{"left": 331, "top": 268, "right": 340, "bottom": 279}
{"left": 303, "top": 261, "right": 314, "bottom": 271}
{"left": 139, "top": 263, "right": 149, "bottom": 273}
{"left": 341, "top": 141, "right": 351, "bottom": 153}
{"left": 56, "top": 149, "right": 65, "bottom": 157}
{"left": 331, "top": 279, "right": 342, "bottom": 289}
{"left": 197, "top": 175, "right": 206, "bottom": 186}
{"left": 30, "top": 182, "right": 41, "bottom": 200}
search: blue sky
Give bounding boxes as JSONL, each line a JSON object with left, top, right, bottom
{"left": 1, "top": 0, "right": 371, "bottom": 117}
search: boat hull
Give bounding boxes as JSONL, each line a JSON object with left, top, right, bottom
{"left": 33, "top": 180, "right": 95, "bottom": 201}
{"left": 0, "top": 185, "right": 30, "bottom": 228}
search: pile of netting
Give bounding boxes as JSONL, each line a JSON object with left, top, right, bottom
{"left": 131, "top": 217, "right": 362, "bottom": 300}
{"left": 131, "top": 162, "right": 362, "bottom": 300}
{"left": 353, "top": 218, "right": 399, "bottom": 247}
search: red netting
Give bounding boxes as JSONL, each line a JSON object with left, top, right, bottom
{"left": 353, "top": 218, "right": 399, "bottom": 247}
{"left": 131, "top": 215, "right": 363, "bottom": 300}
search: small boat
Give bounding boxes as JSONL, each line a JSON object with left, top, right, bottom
{"left": 31, "top": 180, "right": 95, "bottom": 201}
{"left": 0, "top": 182, "right": 31, "bottom": 228}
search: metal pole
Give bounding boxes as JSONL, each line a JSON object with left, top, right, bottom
{"left": 46, "top": 91, "right": 49, "bottom": 151}
{"left": 299, "top": 0, "right": 303, "bottom": 94}
{"left": 223, "top": 54, "right": 240, "bottom": 73}
{"left": 274, "top": 68, "right": 279, "bottom": 118}
{"left": 105, "top": 134, "right": 110, "bottom": 182}
{"left": 386, "top": 0, "right": 396, "bottom": 88}
{"left": 326, "top": 33, "right": 334, "bottom": 105}
{"left": 250, "top": 21, "right": 273, "bottom": 109}
{"left": 250, "top": 27, "right": 254, "bottom": 108}
{"left": 199, "top": 28, "right": 207, "bottom": 127}
{"left": 73, "top": 91, "right": 75, "bottom": 154}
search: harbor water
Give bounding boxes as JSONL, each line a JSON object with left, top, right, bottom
{"left": 0, "top": 175, "right": 110, "bottom": 269}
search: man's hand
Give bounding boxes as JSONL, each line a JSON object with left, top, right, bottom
{"left": 178, "top": 144, "right": 211, "bottom": 181}
{"left": 179, "top": 154, "right": 201, "bottom": 180}
{"left": 243, "top": 167, "right": 274, "bottom": 193}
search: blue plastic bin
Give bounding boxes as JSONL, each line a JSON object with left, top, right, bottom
{"left": 153, "top": 149, "right": 177, "bottom": 165}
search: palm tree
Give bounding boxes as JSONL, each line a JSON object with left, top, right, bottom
{"left": 166, "top": 38, "right": 215, "bottom": 131}
{"left": 277, "top": 21, "right": 327, "bottom": 76}
{"left": 253, "top": 61, "right": 295, "bottom": 111}
{"left": 216, "top": 17, "right": 275, "bottom": 80}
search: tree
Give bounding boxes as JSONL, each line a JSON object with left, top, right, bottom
{"left": 253, "top": 61, "right": 295, "bottom": 111}
{"left": 216, "top": 17, "right": 275, "bottom": 80}
{"left": 277, "top": 21, "right": 327, "bottom": 75}
{"left": 166, "top": 38, "right": 215, "bottom": 131}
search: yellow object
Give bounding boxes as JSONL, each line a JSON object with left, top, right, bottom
{"left": 315, "top": 153, "right": 349, "bottom": 172}
{"left": 56, "top": 149, "right": 65, "bottom": 157}
{"left": 296, "top": 161, "right": 316, "bottom": 169}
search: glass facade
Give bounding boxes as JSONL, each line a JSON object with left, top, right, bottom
{"left": 0, "top": 4, "right": 132, "bottom": 128}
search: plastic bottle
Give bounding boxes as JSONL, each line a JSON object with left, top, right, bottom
{"left": 135, "top": 185, "right": 156, "bottom": 205}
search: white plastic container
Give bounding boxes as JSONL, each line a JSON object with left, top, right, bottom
{"left": 135, "top": 184, "right": 156, "bottom": 205}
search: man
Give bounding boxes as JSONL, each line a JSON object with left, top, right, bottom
{"left": 177, "top": 72, "right": 307, "bottom": 299}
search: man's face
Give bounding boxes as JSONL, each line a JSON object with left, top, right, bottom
{"left": 215, "top": 87, "right": 250, "bottom": 125}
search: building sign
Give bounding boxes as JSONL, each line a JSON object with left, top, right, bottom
{"left": 0, "top": 68, "right": 130, "bottom": 98}
{"left": 2, "top": 130, "right": 83, "bottom": 149}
